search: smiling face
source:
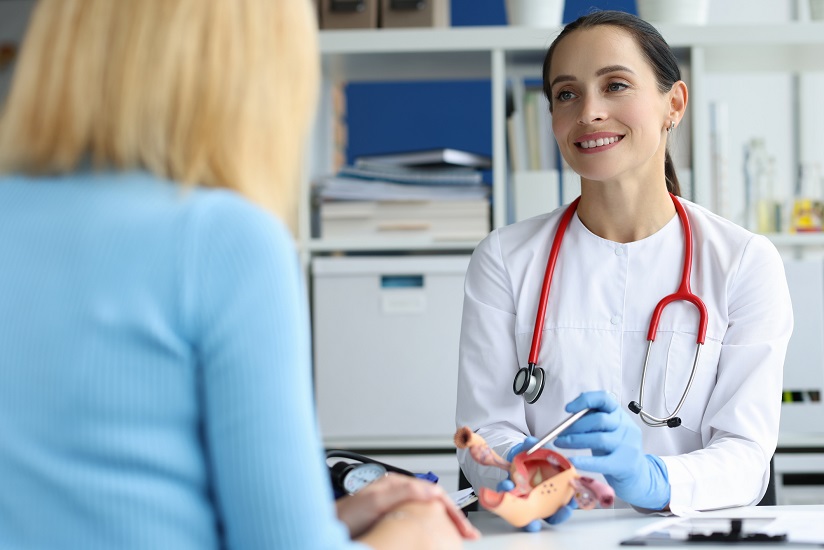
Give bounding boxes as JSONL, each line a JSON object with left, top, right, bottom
{"left": 548, "top": 25, "right": 675, "bottom": 187}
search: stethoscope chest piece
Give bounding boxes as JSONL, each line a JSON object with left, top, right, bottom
{"left": 513, "top": 365, "right": 545, "bottom": 404}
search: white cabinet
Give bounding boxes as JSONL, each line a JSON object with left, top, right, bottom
{"left": 312, "top": 255, "right": 469, "bottom": 448}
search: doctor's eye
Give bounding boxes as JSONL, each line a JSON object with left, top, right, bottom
{"left": 606, "top": 81, "right": 629, "bottom": 93}
{"left": 555, "top": 90, "right": 576, "bottom": 102}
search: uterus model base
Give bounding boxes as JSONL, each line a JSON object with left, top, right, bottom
{"left": 454, "top": 427, "right": 614, "bottom": 528}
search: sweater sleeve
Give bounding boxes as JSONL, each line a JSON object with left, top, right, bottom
{"left": 184, "top": 193, "right": 365, "bottom": 550}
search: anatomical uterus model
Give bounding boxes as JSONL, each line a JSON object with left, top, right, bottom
{"left": 454, "top": 427, "right": 615, "bottom": 528}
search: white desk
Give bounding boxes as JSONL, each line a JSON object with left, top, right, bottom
{"left": 466, "top": 505, "right": 824, "bottom": 549}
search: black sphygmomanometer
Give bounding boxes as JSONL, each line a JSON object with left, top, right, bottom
{"left": 326, "top": 450, "right": 417, "bottom": 497}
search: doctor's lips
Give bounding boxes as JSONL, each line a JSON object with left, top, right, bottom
{"left": 574, "top": 132, "right": 624, "bottom": 152}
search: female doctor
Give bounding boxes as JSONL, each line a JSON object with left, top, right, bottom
{"left": 456, "top": 10, "right": 793, "bottom": 523}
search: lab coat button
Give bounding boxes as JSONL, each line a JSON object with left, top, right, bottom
{"left": 610, "top": 315, "right": 621, "bottom": 325}
{"left": 614, "top": 247, "right": 624, "bottom": 256}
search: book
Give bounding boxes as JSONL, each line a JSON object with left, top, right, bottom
{"left": 508, "top": 77, "right": 529, "bottom": 173}
{"left": 320, "top": 199, "right": 491, "bottom": 241}
{"left": 355, "top": 148, "right": 492, "bottom": 169}
{"left": 338, "top": 163, "right": 484, "bottom": 186}
{"left": 315, "top": 176, "right": 491, "bottom": 202}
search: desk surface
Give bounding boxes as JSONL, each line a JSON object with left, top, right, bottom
{"left": 466, "top": 505, "right": 824, "bottom": 549}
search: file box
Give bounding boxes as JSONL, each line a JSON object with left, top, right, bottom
{"left": 312, "top": 255, "right": 470, "bottom": 445}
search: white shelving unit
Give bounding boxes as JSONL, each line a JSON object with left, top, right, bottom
{"left": 304, "top": 23, "right": 824, "bottom": 260}
{"left": 306, "top": 24, "right": 824, "bottom": 458}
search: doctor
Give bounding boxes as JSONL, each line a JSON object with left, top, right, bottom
{"left": 456, "top": 10, "right": 793, "bottom": 524}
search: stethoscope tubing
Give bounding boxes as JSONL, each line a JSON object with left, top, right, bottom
{"left": 517, "top": 194, "right": 710, "bottom": 428}
{"left": 527, "top": 197, "right": 581, "bottom": 370}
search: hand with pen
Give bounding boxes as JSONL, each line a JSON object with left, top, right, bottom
{"left": 553, "top": 391, "right": 671, "bottom": 510}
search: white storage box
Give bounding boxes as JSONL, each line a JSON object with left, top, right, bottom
{"left": 312, "top": 255, "right": 470, "bottom": 446}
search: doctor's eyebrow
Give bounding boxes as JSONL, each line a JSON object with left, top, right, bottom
{"left": 550, "top": 65, "right": 637, "bottom": 89}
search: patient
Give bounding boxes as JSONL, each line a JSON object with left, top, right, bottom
{"left": 0, "top": 1, "right": 478, "bottom": 548}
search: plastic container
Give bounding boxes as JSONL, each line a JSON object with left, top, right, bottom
{"left": 635, "top": 0, "right": 709, "bottom": 25}
{"left": 505, "top": 0, "right": 564, "bottom": 27}
{"left": 811, "top": 0, "right": 824, "bottom": 20}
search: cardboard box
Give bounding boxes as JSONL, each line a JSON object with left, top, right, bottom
{"left": 320, "top": 0, "right": 378, "bottom": 29}
{"left": 380, "top": 0, "right": 450, "bottom": 28}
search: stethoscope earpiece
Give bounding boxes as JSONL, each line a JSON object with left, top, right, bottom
{"left": 629, "top": 400, "right": 683, "bottom": 429}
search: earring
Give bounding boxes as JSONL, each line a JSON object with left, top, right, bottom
{"left": 667, "top": 120, "right": 676, "bottom": 133}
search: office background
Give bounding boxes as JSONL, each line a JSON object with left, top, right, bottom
{"left": 2, "top": 0, "right": 823, "bottom": 505}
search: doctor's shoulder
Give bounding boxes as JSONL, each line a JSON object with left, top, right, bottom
{"left": 682, "top": 198, "right": 777, "bottom": 253}
{"left": 488, "top": 205, "right": 569, "bottom": 254}
{"left": 683, "top": 199, "right": 785, "bottom": 282}
{"left": 465, "top": 205, "right": 567, "bottom": 288}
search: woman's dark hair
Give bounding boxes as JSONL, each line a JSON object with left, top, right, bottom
{"left": 542, "top": 10, "right": 682, "bottom": 196}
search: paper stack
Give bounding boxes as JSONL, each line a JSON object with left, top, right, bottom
{"left": 314, "top": 149, "right": 492, "bottom": 242}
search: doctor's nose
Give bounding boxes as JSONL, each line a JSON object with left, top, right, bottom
{"left": 577, "top": 95, "right": 607, "bottom": 125}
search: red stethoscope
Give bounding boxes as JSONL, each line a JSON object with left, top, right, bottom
{"left": 512, "top": 194, "right": 709, "bottom": 428}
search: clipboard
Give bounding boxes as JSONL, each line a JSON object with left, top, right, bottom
{"left": 621, "top": 517, "right": 801, "bottom": 546}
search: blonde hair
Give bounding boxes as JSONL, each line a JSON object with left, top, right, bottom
{"left": 0, "top": 0, "right": 319, "bottom": 228}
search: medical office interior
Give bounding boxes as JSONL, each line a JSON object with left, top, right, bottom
{"left": 2, "top": 0, "right": 824, "bottom": 509}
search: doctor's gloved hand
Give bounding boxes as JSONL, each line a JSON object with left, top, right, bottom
{"left": 497, "top": 436, "right": 578, "bottom": 531}
{"left": 553, "top": 391, "right": 671, "bottom": 510}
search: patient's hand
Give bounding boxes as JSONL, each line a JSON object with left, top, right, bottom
{"left": 336, "top": 474, "right": 480, "bottom": 543}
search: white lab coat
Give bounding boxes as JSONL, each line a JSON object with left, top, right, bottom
{"left": 456, "top": 198, "right": 793, "bottom": 513}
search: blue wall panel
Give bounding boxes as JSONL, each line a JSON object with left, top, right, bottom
{"left": 346, "top": 80, "right": 493, "bottom": 164}
{"left": 345, "top": 1, "right": 638, "bottom": 166}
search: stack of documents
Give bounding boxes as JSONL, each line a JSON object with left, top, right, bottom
{"left": 314, "top": 150, "right": 492, "bottom": 241}
{"left": 319, "top": 199, "right": 490, "bottom": 241}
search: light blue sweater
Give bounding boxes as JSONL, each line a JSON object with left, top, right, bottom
{"left": 0, "top": 171, "right": 364, "bottom": 549}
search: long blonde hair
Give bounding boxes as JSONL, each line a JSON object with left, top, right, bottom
{"left": 0, "top": 0, "right": 319, "bottom": 228}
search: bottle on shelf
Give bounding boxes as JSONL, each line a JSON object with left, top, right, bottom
{"left": 789, "top": 163, "right": 824, "bottom": 233}
{"left": 744, "top": 138, "right": 781, "bottom": 234}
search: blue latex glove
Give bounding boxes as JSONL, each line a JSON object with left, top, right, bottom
{"left": 553, "top": 391, "right": 671, "bottom": 510}
{"left": 495, "top": 436, "right": 578, "bottom": 531}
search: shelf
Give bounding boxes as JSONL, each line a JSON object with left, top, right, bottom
{"left": 322, "top": 436, "right": 455, "bottom": 451}
{"left": 765, "top": 233, "right": 824, "bottom": 247}
{"left": 320, "top": 23, "right": 824, "bottom": 79}
{"left": 303, "top": 237, "right": 481, "bottom": 253}
{"left": 778, "top": 432, "right": 824, "bottom": 450}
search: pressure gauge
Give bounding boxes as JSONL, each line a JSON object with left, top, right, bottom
{"left": 331, "top": 461, "right": 388, "bottom": 495}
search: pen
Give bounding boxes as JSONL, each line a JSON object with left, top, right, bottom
{"left": 525, "top": 408, "right": 591, "bottom": 455}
